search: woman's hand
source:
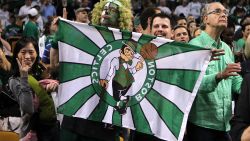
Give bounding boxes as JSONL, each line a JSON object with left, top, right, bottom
{"left": 16, "top": 58, "right": 30, "bottom": 77}
{"left": 23, "top": 130, "right": 38, "bottom": 141}
{"left": 39, "top": 79, "right": 59, "bottom": 92}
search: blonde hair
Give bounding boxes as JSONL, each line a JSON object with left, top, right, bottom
{"left": 91, "top": 0, "right": 133, "bottom": 31}
{"left": 0, "top": 48, "right": 11, "bottom": 71}
{"left": 244, "top": 35, "right": 250, "bottom": 59}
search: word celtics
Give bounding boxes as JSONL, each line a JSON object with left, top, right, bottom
{"left": 91, "top": 44, "right": 113, "bottom": 84}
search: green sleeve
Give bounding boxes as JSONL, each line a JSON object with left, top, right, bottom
{"left": 198, "top": 73, "right": 218, "bottom": 93}
{"left": 51, "top": 19, "right": 65, "bottom": 49}
{"left": 189, "top": 36, "right": 219, "bottom": 93}
{"left": 226, "top": 43, "right": 242, "bottom": 94}
{"left": 235, "top": 39, "right": 245, "bottom": 52}
{"left": 51, "top": 34, "right": 58, "bottom": 49}
{"left": 232, "top": 75, "right": 243, "bottom": 94}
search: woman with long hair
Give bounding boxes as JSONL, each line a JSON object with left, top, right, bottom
{"left": 8, "top": 37, "right": 58, "bottom": 141}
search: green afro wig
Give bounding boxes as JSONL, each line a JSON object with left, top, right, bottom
{"left": 91, "top": 0, "right": 133, "bottom": 31}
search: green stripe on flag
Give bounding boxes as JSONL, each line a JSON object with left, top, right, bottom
{"left": 88, "top": 100, "right": 109, "bottom": 121}
{"left": 122, "top": 30, "right": 132, "bottom": 40}
{"left": 156, "top": 42, "right": 208, "bottom": 59}
{"left": 130, "top": 104, "right": 153, "bottom": 135}
{"left": 137, "top": 34, "right": 156, "bottom": 45}
{"left": 59, "top": 21, "right": 100, "bottom": 56}
{"left": 156, "top": 69, "right": 200, "bottom": 92}
{"left": 112, "top": 110, "right": 122, "bottom": 127}
{"left": 96, "top": 26, "right": 115, "bottom": 43}
{"left": 93, "top": 84, "right": 118, "bottom": 106}
{"left": 146, "top": 89, "right": 184, "bottom": 138}
{"left": 57, "top": 85, "right": 95, "bottom": 116}
{"left": 59, "top": 62, "right": 92, "bottom": 83}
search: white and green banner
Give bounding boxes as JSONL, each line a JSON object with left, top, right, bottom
{"left": 57, "top": 18, "right": 211, "bottom": 141}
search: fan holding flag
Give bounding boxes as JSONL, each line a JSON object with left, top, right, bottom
{"left": 58, "top": 0, "right": 133, "bottom": 141}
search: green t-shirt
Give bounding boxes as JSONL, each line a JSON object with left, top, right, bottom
{"left": 23, "top": 21, "right": 39, "bottom": 41}
{"left": 235, "top": 38, "right": 245, "bottom": 52}
{"left": 4, "top": 24, "right": 22, "bottom": 38}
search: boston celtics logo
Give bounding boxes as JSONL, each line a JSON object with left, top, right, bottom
{"left": 57, "top": 20, "right": 211, "bottom": 141}
{"left": 91, "top": 39, "right": 158, "bottom": 114}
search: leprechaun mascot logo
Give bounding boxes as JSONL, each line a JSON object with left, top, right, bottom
{"left": 91, "top": 39, "right": 158, "bottom": 115}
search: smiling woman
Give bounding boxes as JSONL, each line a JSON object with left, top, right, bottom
{"left": 11, "top": 37, "right": 39, "bottom": 78}
{"left": 9, "top": 37, "right": 58, "bottom": 141}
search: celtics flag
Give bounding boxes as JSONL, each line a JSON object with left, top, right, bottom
{"left": 57, "top": 18, "right": 211, "bottom": 141}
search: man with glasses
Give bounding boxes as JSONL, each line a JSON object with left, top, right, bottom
{"left": 187, "top": 2, "right": 242, "bottom": 141}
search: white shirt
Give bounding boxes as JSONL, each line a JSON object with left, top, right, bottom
{"left": 174, "top": 5, "right": 190, "bottom": 18}
{"left": 36, "top": 15, "right": 44, "bottom": 33}
{"left": 18, "top": 5, "right": 32, "bottom": 22}
{"left": 158, "top": 6, "right": 172, "bottom": 15}
{"left": 0, "top": 9, "right": 9, "bottom": 28}
{"left": 188, "top": 1, "right": 202, "bottom": 19}
{"left": 31, "top": 1, "right": 41, "bottom": 7}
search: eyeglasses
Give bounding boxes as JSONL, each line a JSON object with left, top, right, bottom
{"left": 207, "top": 8, "right": 229, "bottom": 16}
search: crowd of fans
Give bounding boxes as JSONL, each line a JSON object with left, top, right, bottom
{"left": 0, "top": 0, "right": 250, "bottom": 141}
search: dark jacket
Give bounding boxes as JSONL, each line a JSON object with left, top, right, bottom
{"left": 240, "top": 60, "right": 250, "bottom": 77}
{"left": 230, "top": 73, "right": 250, "bottom": 141}
{"left": 61, "top": 116, "right": 119, "bottom": 141}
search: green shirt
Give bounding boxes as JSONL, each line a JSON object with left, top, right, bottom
{"left": 188, "top": 31, "right": 242, "bottom": 131}
{"left": 235, "top": 38, "right": 245, "bottom": 52}
{"left": 23, "top": 21, "right": 39, "bottom": 41}
{"left": 4, "top": 24, "right": 22, "bottom": 38}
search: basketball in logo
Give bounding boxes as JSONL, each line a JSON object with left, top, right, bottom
{"left": 140, "top": 42, "right": 158, "bottom": 60}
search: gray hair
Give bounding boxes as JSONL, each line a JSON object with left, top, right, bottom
{"left": 200, "top": 4, "right": 209, "bottom": 30}
{"left": 200, "top": 2, "right": 223, "bottom": 30}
